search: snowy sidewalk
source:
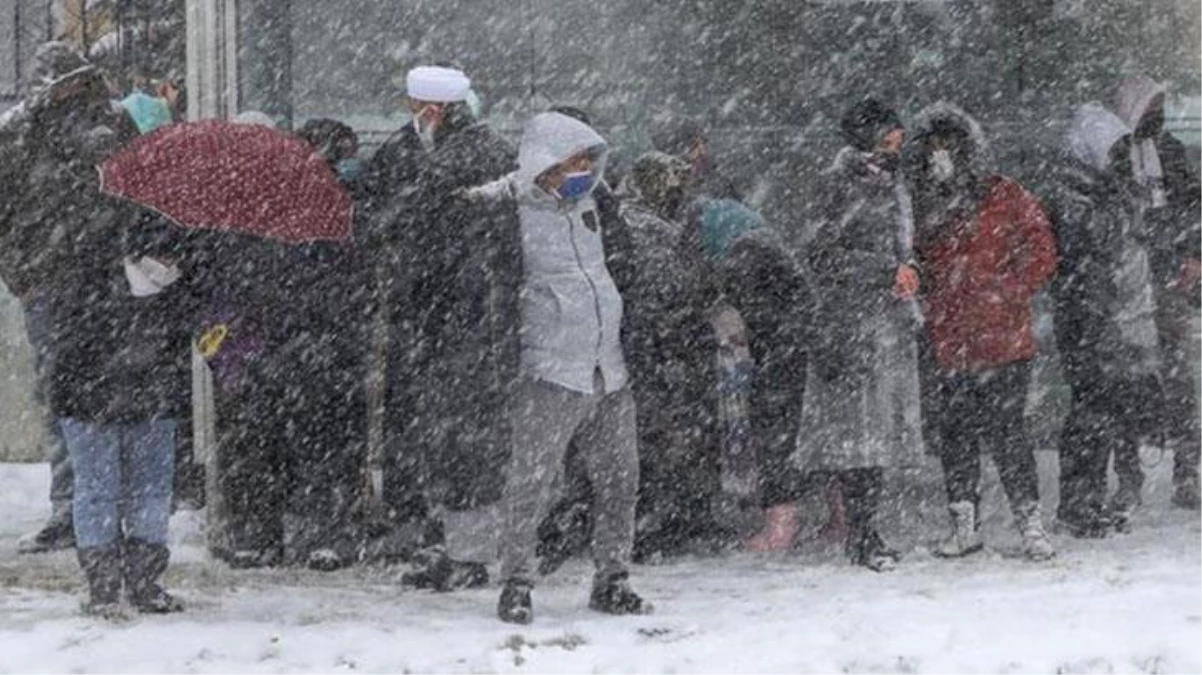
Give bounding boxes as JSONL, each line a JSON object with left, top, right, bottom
{"left": 1, "top": 462, "right": 1199, "bottom": 674}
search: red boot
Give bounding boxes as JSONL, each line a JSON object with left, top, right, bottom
{"left": 744, "top": 504, "right": 800, "bottom": 552}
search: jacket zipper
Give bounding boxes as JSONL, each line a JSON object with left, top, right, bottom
{"left": 566, "top": 213, "right": 605, "bottom": 368}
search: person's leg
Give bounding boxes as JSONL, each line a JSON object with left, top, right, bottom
{"left": 1056, "top": 374, "right": 1113, "bottom": 536}
{"left": 18, "top": 294, "right": 75, "bottom": 553}
{"left": 934, "top": 373, "right": 984, "bottom": 558}
{"left": 215, "top": 387, "right": 285, "bottom": 565}
{"left": 122, "top": 419, "right": 183, "bottom": 612}
{"left": 498, "top": 380, "right": 593, "bottom": 584}
{"left": 62, "top": 418, "right": 123, "bottom": 613}
{"left": 842, "top": 467, "right": 897, "bottom": 571}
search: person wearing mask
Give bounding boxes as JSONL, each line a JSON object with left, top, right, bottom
{"left": 1046, "top": 103, "right": 1164, "bottom": 537}
{"left": 7, "top": 41, "right": 95, "bottom": 555}
{"left": 793, "top": 98, "right": 924, "bottom": 572}
{"left": 1113, "top": 76, "right": 1202, "bottom": 511}
{"left": 906, "top": 103, "right": 1058, "bottom": 560}
{"left": 466, "top": 111, "right": 649, "bottom": 624}
{"left": 616, "top": 151, "right": 722, "bottom": 559}
{"left": 372, "top": 65, "right": 520, "bottom": 589}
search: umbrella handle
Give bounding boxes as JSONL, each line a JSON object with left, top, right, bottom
{"left": 198, "top": 323, "right": 230, "bottom": 358}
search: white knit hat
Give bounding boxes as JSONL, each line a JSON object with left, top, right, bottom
{"left": 406, "top": 66, "right": 471, "bottom": 104}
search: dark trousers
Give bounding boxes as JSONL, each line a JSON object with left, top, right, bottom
{"left": 1058, "top": 372, "right": 1161, "bottom": 519}
{"left": 932, "top": 362, "right": 1039, "bottom": 511}
{"left": 838, "top": 467, "right": 883, "bottom": 533}
{"left": 24, "top": 293, "right": 72, "bottom": 514}
{"left": 1156, "top": 292, "right": 1200, "bottom": 490}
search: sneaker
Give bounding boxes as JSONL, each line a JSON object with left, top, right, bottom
{"left": 1013, "top": 501, "right": 1056, "bottom": 562}
{"left": 402, "top": 547, "right": 489, "bottom": 592}
{"left": 848, "top": 529, "right": 901, "bottom": 572}
{"left": 130, "top": 587, "right": 184, "bottom": 614}
{"left": 497, "top": 578, "right": 534, "bottom": 625}
{"left": 306, "top": 548, "right": 349, "bottom": 572}
{"left": 17, "top": 512, "right": 75, "bottom": 555}
{"left": 1056, "top": 507, "right": 1111, "bottom": 539}
{"left": 1171, "top": 479, "right": 1201, "bottom": 511}
{"left": 589, "top": 571, "right": 652, "bottom": 616}
{"left": 935, "top": 501, "right": 984, "bottom": 559}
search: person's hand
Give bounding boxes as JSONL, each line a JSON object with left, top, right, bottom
{"left": 1177, "top": 257, "right": 1201, "bottom": 293}
{"left": 893, "top": 264, "right": 920, "bottom": 299}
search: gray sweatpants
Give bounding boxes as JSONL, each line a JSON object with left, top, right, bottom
{"left": 498, "top": 376, "right": 638, "bottom": 584}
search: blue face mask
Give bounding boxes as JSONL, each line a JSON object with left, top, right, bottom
{"left": 556, "top": 171, "right": 594, "bottom": 200}
{"left": 335, "top": 157, "right": 363, "bottom": 182}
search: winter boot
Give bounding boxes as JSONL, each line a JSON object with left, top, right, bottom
{"left": 123, "top": 539, "right": 184, "bottom": 614}
{"left": 18, "top": 505, "right": 75, "bottom": 555}
{"left": 1107, "top": 483, "right": 1142, "bottom": 534}
{"left": 848, "top": 528, "right": 901, "bottom": 573}
{"left": 402, "top": 546, "right": 489, "bottom": 592}
{"left": 1055, "top": 506, "right": 1111, "bottom": 539}
{"left": 1013, "top": 501, "right": 1055, "bottom": 561}
{"left": 77, "top": 545, "right": 123, "bottom": 618}
{"left": 497, "top": 577, "right": 534, "bottom": 624}
{"left": 589, "top": 571, "right": 652, "bottom": 616}
{"left": 1171, "top": 474, "right": 1201, "bottom": 511}
{"left": 306, "top": 548, "right": 350, "bottom": 572}
{"left": 936, "top": 501, "right": 984, "bottom": 558}
{"left": 743, "top": 504, "right": 800, "bottom": 552}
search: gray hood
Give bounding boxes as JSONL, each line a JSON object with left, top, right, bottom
{"left": 1066, "top": 102, "right": 1131, "bottom": 171}
{"left": 515, "top": 112, "right": 608, "bottom": 205}
{"left": 1114, "top": 75, "right": 1168, "bottom": 132}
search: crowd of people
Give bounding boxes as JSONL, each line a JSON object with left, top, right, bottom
{"left": 3, "top": 41, "right": 1199, "bottom": 625}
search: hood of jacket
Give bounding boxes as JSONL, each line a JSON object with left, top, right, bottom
{"left": 1066, "top": 102, "right": 1131, "bottom": 172}
{"left": 515, "top": 112, "right": 608, "bottom": 206}
{"left": 1114, "top": 75, "right": 1169, "bottom": 133}
{"left": 908, "top": 101, "right": 993, "bottom": 179}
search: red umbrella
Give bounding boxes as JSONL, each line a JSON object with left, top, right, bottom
{"left": 100, "top": 119, "right": 352, "bottom": 244}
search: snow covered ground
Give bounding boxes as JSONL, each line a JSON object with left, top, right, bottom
{"left": 1, "top": 460, "right": 1199, "bottom": 674}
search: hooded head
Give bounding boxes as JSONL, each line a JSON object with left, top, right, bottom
{"left": 1114, "top": 75, "right": 1169, "bottom": 140}
{"left": 32, "top": 41, "right": 88, "bottom": 89}
{"left": 119, "top": 91, "right": 173, "bottom": 135}
{"left": 1066, "top": 102, "right": 1132, "bottom": 172}
{"left": 907, "top": 101, "right": 991, "bottom": 186}
{"left": 625, "top": 151, "right": 692, "bottom": 219}
{"left": 297, "top": 118, "right": 361, "bottom": 181}
{"left": 516, "top": 112, "right": 608, "bottom": 204}
{"left": 840, "top": 98, "right": 904, "bottom": 154}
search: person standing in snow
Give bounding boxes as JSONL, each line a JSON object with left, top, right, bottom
{"left": 616, "top": 151, "right": 724, "bottom": 559}
{"left": 369, "top": 65, "right": 521, "bottom": 589}
{"left": 6, "top": 41, "right": 98, "bottom": 556}
{"left": 466, "top": 111, "right": 648, "bottom": 624}
{"left": 905, "top": 102, "right": 1058, "bottom": 560}
{"left": 1045, "top": 102, "right": 1165, "bottom": 538}
{"left": 1112, "top": 76, "right": 1202, "bottom": 511}
{"left": 793, "top": 98, "right": 924, "bottom": 572}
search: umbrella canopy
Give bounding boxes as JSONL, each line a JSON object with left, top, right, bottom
{"left": 99, "top": 120, "right": 353, "bottom": 244}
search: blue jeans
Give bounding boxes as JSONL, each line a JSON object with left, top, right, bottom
{"left": 63, "top": 418, "right": 177, "bottom": 548}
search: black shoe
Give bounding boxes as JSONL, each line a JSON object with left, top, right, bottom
{"left": 848, "top": 529, "right": 901, "bottom": 572}
{"left": 123, "top": 540, "right": 184, "bottom": 614}
{"left": 589, "top": 571, "right": 652, "bottom": 616}
{"left": 77, "top": 545, "right": 123, "bottom": 616}
{"left": 306, "top": 548, "right": 350, "bottom": 572}
{"left": 1056, "top": 508, "right": 1111, "bottom": 539}
{"left": 497, "top": 578, "right": 534, "bottom": 624}
{"left": 402, "top": 547, "right": 489, "bottom": 592}
{"left": 18, "top": 512, "right": 76, "bottom": 555}
{"left": 215, "top": 546, "right": 283, "bottom": 569}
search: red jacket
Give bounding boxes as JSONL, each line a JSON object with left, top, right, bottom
{"left": 918, "top": 176, "right": 1058, "bottom": 374}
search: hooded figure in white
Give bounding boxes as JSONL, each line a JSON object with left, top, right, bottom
{"left": 470, "top": 112, "right": 648, "bottom": 625}
{"left": 1047, "top": 101, "right": 1166, "bottom": 535}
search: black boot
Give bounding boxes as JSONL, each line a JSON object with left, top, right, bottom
{"left": 123, "top": 539, "right": 183, "bottom": 614}
{"left": 497, "top": 578, "right": 534, "bottom": 624}
{"left": 18, "top": 507, "right": 76, "bottom": 555}
{"left": 589, "top": 571, "right": 652, "bottom": 616}
{"left": 77, "top": 545, "right": 123, "bottom": 618}
{"left": 402, "top": 546, "right": 489, "bottom": 592}
{"left": 847, "top": 528, "right": 901, "bottom": 573}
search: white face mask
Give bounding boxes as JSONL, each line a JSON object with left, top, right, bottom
{"left": 412, "top": 105, "right": 437, "bottom": 150}
{"left": 123, "top": 256, "right": 181, "bottom": 297}
{"left": 929, "top": 149, "right": 955, "bottom": 183}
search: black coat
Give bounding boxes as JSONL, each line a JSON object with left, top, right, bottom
{"left": 1146, "top": 132, "right": 1202, "bottom": 296}
{"left": 374, "top": 114, "right": 523, "bottom": 511}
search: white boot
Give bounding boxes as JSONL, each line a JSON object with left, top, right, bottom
{"left": 936, "top": 500, "right": 983, "bottom": 558}
{"left": 1014, "top": 501, "right": 1056, "bottom": 561}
